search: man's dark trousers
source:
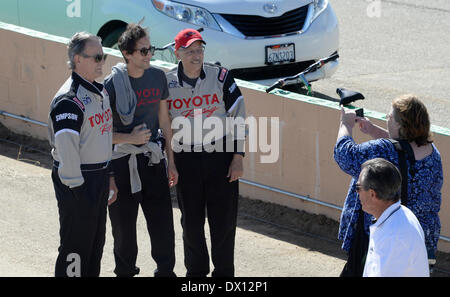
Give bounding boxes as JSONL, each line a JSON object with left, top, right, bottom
{"left": 52, "top": 166, "right": 109, "bottom": 277}
{"left": 175, "top": 150, "right": 239, "bottom": 277}
{"left": 108, "top": 154, "right": 176, "bottom": 277}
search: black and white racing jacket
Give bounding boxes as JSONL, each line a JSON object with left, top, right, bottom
{"left": 48, "top": 72, "right": 113, "bottom": 188}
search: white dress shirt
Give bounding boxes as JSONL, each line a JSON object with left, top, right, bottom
{"left": 363, "top": 201, "right": 429, "bottom": 277}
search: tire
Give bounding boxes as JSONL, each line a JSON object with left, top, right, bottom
{"left": 102, "top": 27, "right": 126, "bottom": 49}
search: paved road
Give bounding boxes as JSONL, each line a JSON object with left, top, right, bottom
{"left": 2, "top": 0, "right": 450, "bottom": 278}
{"left": 1, "top": 132, "right": 449, "bottom": 278}
{"left": 0, "top": 141, "right": 346, "bottom": 277}
{"left": 308, "top": 0, "right": 450, "bottom": 129}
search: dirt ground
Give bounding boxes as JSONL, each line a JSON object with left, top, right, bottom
{"left": 1, "top": 122, "right": 449, "bottom": 277}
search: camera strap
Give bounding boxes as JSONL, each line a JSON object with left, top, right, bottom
{"left": 388, "top": 139, "right": 416, "bottom": 206}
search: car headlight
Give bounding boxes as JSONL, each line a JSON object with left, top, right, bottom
{"left": 311, "top": 0, "right": 328, "bottom": 22}
{"left": 151, "top": 0, "right": 222, "bottom": 31}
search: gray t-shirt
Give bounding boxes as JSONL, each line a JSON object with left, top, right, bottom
{"left": 104, "top": 66, "right": 169, "bottom": 141}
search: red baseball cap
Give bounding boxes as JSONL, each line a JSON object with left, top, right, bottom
{"left": 174, "top": 28, "right": 206, "bottom": 51}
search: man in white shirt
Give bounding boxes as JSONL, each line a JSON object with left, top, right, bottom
{"left": 356, "top": 158, "right": 429, "bottom": 277}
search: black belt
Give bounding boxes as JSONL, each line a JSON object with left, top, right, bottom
{"left": 177, "top": 139, "right": 243, "bottom": 155}
{"left": 53, "top": 160, "right": 110, "bottom": 171}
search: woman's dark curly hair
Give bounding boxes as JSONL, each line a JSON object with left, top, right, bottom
{"left": 392, "top": 94, "right": 433, "bottom": 146}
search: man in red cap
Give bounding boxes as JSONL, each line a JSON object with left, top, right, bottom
{"left": 174, "top": 28, "right": 206, "bottom": 51}
{"left": 166, "top": 28, "right": 247, "bottom": 277}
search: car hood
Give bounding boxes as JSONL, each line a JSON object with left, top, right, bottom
{"left": 177, "top": 0, "right": 312, "bottom": 16}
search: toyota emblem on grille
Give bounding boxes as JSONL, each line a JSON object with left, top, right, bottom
{"left": 263, "top": 3, "right": 278, "bottom": 14}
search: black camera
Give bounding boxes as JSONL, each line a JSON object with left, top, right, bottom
{"left": 355, "top": 108, "right": 364, "bottom": 118}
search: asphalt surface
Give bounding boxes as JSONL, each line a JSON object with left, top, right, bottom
{"left": 2, "top": 0, "right": 450, "bottom": 280}
{"left": 301, "top": 0, "right": 450, "bottom": 129}
{"left": 0, "top": 139, "right": 347, "bottom": 277}
{"left": 1, "top": 131, "right": 449, "bottom": 279}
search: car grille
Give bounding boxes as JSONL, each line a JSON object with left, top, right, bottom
{"left": 220, "top": 5, "right": 309, "bottom": 37}
{"left": 229, "top": 60, "right": 315, "bottom": 81}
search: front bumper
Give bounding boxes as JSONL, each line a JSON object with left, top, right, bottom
{"left": 149, "top": 3, "right": 339, "bottom": 81}
{"left": 207, "top": 3, "right": 340, "bottom": 80}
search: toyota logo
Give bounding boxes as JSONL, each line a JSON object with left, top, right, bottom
{"left": 263, "top": 3, "right": 278, "bottom": 14}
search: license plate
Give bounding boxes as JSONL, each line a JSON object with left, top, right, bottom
{"left": 265, "top": 43, "right": 295, "bottom": 65}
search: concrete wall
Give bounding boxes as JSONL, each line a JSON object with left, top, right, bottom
{"left": 1, "top": 22, "right": 450, "bottom": 252}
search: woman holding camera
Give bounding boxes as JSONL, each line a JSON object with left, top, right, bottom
{"left": 334, "top": 94, "right": 443, "bottom": 276}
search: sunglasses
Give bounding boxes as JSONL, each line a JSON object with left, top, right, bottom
{"left": 80, "top": 52, "right": 107, "bottom": 63}
{"left": 135, "top": 46, "right": 156, "bottom": 56}
{"left": 355, "top": 183, "right": 363, "bottom": 193}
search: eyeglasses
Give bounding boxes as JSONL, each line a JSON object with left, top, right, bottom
{"left": 355, "top": 183, "right": 364, "bottom": 193}
{"left": 182, "top": 46, "right": 205, "bottom": 56}
{"left": 80, "top": 52, "right": 107, "bottom": 63}
{"left": 134, "top": 46, "right": 156, "bottom": 56}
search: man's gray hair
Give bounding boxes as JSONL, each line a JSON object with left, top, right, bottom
{"left": 360, "top": 158, "right": 402, "bottom": 202}
{"left": 67, "top": 32, "right": 102, "bottom": 70}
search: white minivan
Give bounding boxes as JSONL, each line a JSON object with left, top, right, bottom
{"left": 0, "top": 0, "right": 339, "bottom": 83}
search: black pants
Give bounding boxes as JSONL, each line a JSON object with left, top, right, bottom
{"left": 108, "top": 154, "right": 176, "bottom": 277}
{"left": 175, "top": 150, "right": 239, "bottom": 277}
{"left": 52, "top": 167, "right": 109, "bottom": 277}
{"left": 340, "top": 208, "right": 369, "bottom": 277}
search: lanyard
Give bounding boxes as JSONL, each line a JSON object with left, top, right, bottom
{"left": 376, "top": 205, "right": 401, "bottom": 228}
